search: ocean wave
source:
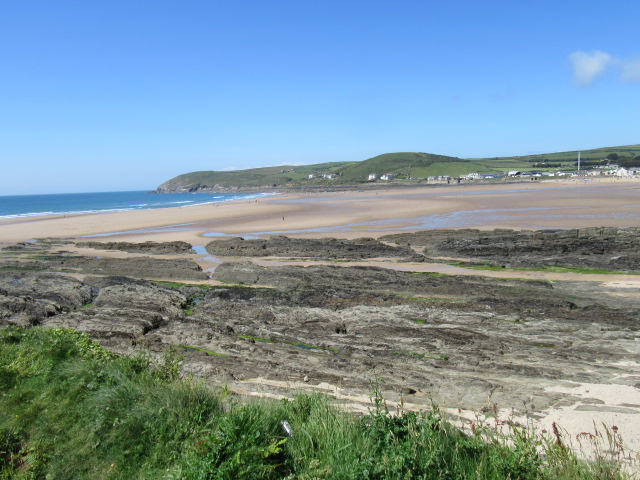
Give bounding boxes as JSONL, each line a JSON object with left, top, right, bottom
{"left": 0, "top": 191, "right": 280, "bottom": 219}
{"left": 0, "top": 211, "right": 55, "bottom": 219}
{"left": 0, "top": 207, "right": 139, "bottom": 219}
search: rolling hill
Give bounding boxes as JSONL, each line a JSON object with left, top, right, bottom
{"left": 155, "top": 144, "right": 640, "bottom": 192}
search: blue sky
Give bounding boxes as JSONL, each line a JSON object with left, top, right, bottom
{"left": 1, "top": 0, "right": 639, "bottom": 195}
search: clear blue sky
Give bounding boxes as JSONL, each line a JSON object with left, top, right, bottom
{"left": 1, "top": 0, "right": 639, "bottom": 195}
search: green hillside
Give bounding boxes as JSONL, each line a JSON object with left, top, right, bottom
{"left": 337, "top": 152, "right": 466, "bottom": 180}
{"left": 472, "top": 144, "right": 640, "bottom": 170}
{"left": 156, "top": 144, "right": 640, "bottom": 191}
{"left": 157, "top": 162, "right": 355, "bottom": 191}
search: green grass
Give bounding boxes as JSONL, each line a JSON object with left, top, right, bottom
{"left": 404, "top": 271, "right": 449, "bottom": 278}
{"left": 0, "top": 327, "right": 632, "bottom": 479}
{"left": 154, "top": 281, "right": 213, "bottom": 290}
{"left": 446, "top": 261, "right": 638, "bottom": 275}
{"left": 447, "top": 261, "right": 508, "bottom": 271}
{"left": 409, "top": 161, "right": 490, "bottom": 177}
{"left": 533, "top": 266, "right": 639, "bottom": 275}
{"left": 176, "top": 345, "right": 228, "bottom": 357}
{"left": 237, "top": 335, "right": 338, "bottom": 353}
{"left": 0, "top": 266, "right": 43, "bottom": 272}
{"left": 395, "top": 293, "right": 462, "bottom": 304}
{"left": 73, "top": 302, "right": 94, "bottom": 311}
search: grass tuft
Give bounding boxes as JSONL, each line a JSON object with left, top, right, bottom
{"left": 0, "top": 326, "right": 633, "bottom": 479}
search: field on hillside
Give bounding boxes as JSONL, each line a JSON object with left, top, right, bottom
{"left": 155, "top": 144, "right": 640, "bottom": 191}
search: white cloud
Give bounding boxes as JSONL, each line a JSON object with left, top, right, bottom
{"left": 568, "top": 50, "right": 615, "bottom": 86}
{"left": 621, "top": 57, "right": 640, "bottom": 83}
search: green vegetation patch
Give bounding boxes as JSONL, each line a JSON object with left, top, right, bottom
{"left": 395, "top": 293, "right": 463, "bottom": 304}
{"left": 404, "top": 271, "right": 449, "bottom": 278}
{"left": 154, "top": 280, "right": 213, "bottom": 290}
{"left": 447, "top": 261, "right": 508, "bottom": 271}
{"left": 410, "top": 161, "right": 490, "bottom": 178}
{"left": 534, "top": 266, "right": 639, "bottom": 275}
{"left": 0, "top": 266, "right": 43, "bottom": 273}
{"left": 176, "top": 345, "right": 228, "bottom": 357}
{"left": 72, "top": 302, "right": 94, "bottom": 311}
{"left": 237, "top": 335, "right": 338, "bottom": 353}
{"left": 448, "top": 262, "right": 640, "bottom": 275}
{"left": 447, "top": 261, "right": 638, "bottom": 275}
{"left": 0, "top": 326, "right": 631, "bottom": 479}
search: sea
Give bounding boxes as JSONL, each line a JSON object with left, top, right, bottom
{"left": 0, "top": 190, "right": 275, "bottom": 220}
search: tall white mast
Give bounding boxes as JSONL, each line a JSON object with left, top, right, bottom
{"left": 577, "top": 151, "right": 581, "bottom": 171}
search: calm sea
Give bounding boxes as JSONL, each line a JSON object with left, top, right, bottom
{"left": 0, "top": 191, "right": 274, "bottom": 219}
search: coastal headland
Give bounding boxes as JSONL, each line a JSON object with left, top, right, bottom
{"left": 1, "top": 177, "right": 640, "bottom": 466}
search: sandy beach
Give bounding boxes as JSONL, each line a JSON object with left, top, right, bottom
{"left": 2, "top": 178, "right": 640, "bottom": 245}
{"left": 2, "top": 178, "right": 640, "bottom": 469}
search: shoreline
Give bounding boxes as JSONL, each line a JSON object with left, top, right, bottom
{"left": 1, "top": 178, "right": 640, "bottom": 245}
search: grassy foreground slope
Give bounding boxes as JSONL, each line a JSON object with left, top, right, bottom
{"left": 155, "top": 144, "right": 640, "bottom": 191}
{"left": 0, "top": 327, "right": 629, "bottom": 479}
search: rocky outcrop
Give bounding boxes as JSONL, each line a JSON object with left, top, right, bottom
{"left": 206, "top": 236, "right": 416, "bottom": 259}
{"left": 76, "top": 241, "right": 194, "bottom": 255}
{"left": 43, "top": 281, "right": 187, "bottom": 353}
{"left": 0, "top": 273, "right": 94, "bottom": 327}
{"left": 1, "top": 231, "right": 639, "bottom": 417}
{"left": 211, "top": 261, "right": 631, "bottom": 320}
{"left": 381, "top": 227, "right": 640, "bottom": 271}
{"left": 0, "top": 255, "right": 209, "bottom": 281}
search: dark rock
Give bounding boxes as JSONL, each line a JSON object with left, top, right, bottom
{"left": 0, "top": 256, "right": 208, "bottom": 281}
{"left": 206, "top": 235, "right": 415, "bottom": 259}
{"left": 381, "top": 228, "right": 640, "bottom": 272}
{"left": 0, "top": 273, "right": 94, "bottom": 327}
{"left": 76, "top": 241, "right": 193, "bottom": 255}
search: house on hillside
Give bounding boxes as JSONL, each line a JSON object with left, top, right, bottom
{"left": 466, "top": 172, "right": 482, "bottom": 180}
{"left": 368, "top": 173, "right": 378, "bottom": 181}
{"left": 380, "top": 173, "right": 395, "bottom": 180}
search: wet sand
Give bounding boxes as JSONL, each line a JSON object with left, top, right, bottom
{"left": 1, "top": 178, "right": 640, "bottom": 245}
